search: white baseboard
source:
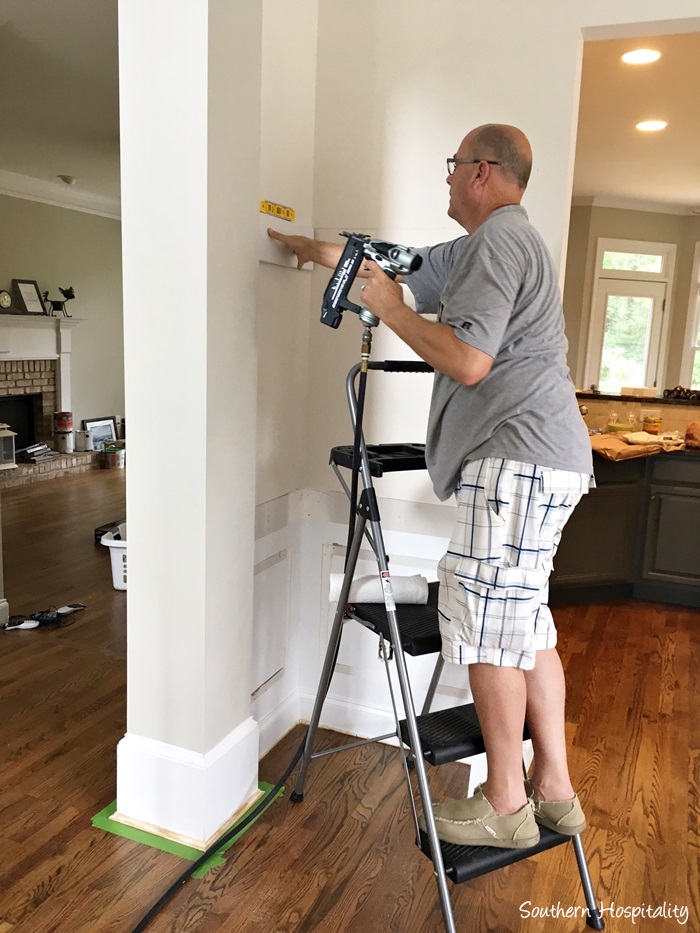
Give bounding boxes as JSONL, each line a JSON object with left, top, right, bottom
{"left": 115, "top": 717, "right": 259, "bottom": 846}
{"left": 300, "top": 689, "right": 403, "bottom": 744}
{"left": 254, "top": 687, "right": 303, "bottom": 758}
{"left": 0, "top": 598, "right": 9, "bottom": 627}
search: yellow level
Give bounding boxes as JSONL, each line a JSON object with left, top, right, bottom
{"left": 259, "top": 200, "right": 295, "bottom": 222}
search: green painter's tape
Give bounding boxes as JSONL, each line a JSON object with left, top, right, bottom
{"left": 92, "top": 782, "right": 283, "bottom": 877}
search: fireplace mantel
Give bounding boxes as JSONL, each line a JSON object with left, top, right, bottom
{"left": 0, "top": 315, "right": 81, "bottom": 411}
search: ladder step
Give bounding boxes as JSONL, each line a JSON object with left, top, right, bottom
{"left": 331, "top": 443, "right": 426, "bottom": 476}
{"left": 418, "top": 826, "right": 569, "bottom": 884}
{"left": 399, "top": 703, "right": 530, "bottom": 765}
{"left": 346, "top": 581, "right": 441, "bottom": 656}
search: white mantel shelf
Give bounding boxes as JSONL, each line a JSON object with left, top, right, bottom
{"left": 0, "top": 316, "right": 81, "bottom": 357}
{"left": 0, "top": 315, "right": 81, "bottom": 411}
{"left": 0, "top": 314, "right": 82, "bottom": 328}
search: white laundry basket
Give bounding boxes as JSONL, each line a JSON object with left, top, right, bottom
{"left": 101, "top": 523, "right": 127, "bottom": 590}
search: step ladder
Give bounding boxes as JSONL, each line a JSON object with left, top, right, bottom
{"left": 292, "top": 337, "right": 605, "bottom": 932}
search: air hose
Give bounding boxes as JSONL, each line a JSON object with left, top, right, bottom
{"left": 129, "top": 730, "right": 308, "bottom": 932}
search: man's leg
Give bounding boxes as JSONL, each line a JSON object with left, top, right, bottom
{"left": 524, "top": 646, "right": 575, "bottom": 801}
{"left": 468, "top": 662, "right": 529, "bottom": 814}
{"left": 424, "top": 459, "right": 589, "bottom": 845}
{"left": 418, "top": 659, "right": 540, "bottom": 848}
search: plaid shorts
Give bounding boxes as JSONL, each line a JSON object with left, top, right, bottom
{"left": 438, "top": 458, "right": 592, "bottom": 670}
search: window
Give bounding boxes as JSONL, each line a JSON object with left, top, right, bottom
{"left": 597, "top": 282, "right": 666, "bottom": 390}
{"left": 601, "top": 250, "right": 664, "bottom": 274}
{"left": 584, "top": 238, "right": 676, "bottom": 393}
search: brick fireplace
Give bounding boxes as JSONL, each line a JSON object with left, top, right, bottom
{"left": 0, "top": 359, "right": 57, "bottom": 445}
{"left": 0, "top": 317, "right": 100, "bottom": 488}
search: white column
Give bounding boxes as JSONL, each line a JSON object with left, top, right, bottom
{"left": 56, "top": 320, "right": 73, "bottom": 412}
{"left": 116, "top": 0, "right": 261, "bottom": 847}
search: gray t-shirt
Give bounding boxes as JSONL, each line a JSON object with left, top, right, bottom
{"left": 407, "top": 205, "right": 592, "bottom": 501}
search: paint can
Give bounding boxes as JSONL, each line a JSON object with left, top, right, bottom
{"left": 53, "top": 411, "right": 73, "bottom": 433}
{"left": 103, "top": 446, "right": 125, "bottom": 469}
{"left": 54, "top": 430, "right": 74, "bottom": 453}
{"left": 75, "top": 429, "right": 94, "bottom": 452}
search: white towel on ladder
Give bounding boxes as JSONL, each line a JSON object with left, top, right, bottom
{"left": 329, "top": 572, "right": 429, "bottom": 604}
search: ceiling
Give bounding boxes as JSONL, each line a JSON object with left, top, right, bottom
{"left": 0, "top": 0, "right": 120, "bottom": 200}
{"left": 574, "top": 31, "right": 700, "bottom": 212}
{"left": 0, "top": 4, "right": 698, "bottom": 214}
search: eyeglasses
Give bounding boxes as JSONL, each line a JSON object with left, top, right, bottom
{"left": 446, "top": 158, "right": 501, "bottom": 175}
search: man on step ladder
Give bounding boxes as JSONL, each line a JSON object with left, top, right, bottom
{"left": 269, "top": 123, "right": 593, "bottom": 850}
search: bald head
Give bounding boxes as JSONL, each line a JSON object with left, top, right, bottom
{"left": 467, "top": 124, "right": 532, "bottom": 190}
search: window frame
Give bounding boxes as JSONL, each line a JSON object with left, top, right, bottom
{"left": 679, "top": 242, "right": 700, "bottom": 389}
{"left": 583, "top": 237, "right": 677, "bottom": 390}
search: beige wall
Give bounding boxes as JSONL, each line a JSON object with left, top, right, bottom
{"left": 562, "top": 206, "right": 592, "bottom": 382}
{"left": 563, "top": 204, "right": 700, "bottom": 387}
{"left": 0, "top": 194, "right": 124, "bottom": 428}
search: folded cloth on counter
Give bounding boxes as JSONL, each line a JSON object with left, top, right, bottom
{"left": 623, "top": 431, "right": 685, "bottom": 449}
{"left": 623, "top": 431, "right": 666, "bottom": 445}
{"left": 591, "top": 433, "right": 684, "bottom": 461}
{"left": 329, "top": 573, "right": 429, "bottom": 604}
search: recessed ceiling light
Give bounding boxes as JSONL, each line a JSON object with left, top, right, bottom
{"left": 636, "top": 120, "right": 667, "bottom": 132}
{"left": 622, "top": 48, "right": 662, "bottom": 64}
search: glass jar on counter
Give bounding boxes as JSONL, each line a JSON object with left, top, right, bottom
{"left": 641, "top": 409, "right": 662, "bottom": 435}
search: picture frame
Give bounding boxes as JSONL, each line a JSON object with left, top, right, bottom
{"left": 83, "top": 416, "right": 118, "bottom": 451}
{"left": 11, "top": 279, "right": 46, "bottom": 315}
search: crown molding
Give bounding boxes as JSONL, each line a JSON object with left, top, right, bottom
{"left": 0, "top": 169, "right": 121, "bottom": 220}
{"left": 571, "top": 194, "right": 695, "bottom": 216}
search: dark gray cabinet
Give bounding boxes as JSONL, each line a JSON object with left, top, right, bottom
{"left": 550, "top": 457, "right": 645, "bottom": 601}
{"left": 550, "top": 450, "right": 700, "bottom": 607}
{"left": 633, "top": 454, "right": 700, "bottom": 607}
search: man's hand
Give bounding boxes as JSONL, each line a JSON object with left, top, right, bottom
{"left": 358, "top": 261, "right": 405, "bottom": 321}
{"left": 267, "top": 228, "right": 316, "bottom": 269}
{"left": 267, "top": 228, "right": 343, "bottom": 270}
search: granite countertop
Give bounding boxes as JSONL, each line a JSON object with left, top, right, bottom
{"left": 576, "top": 391, "right": 699, "bottom": 407}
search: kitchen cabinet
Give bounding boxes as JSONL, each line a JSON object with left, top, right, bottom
{"left": 633, "top": 453, "right": 700, "bottom": 607}
{"left": 550, "top": 456, "right": 645, "bottom": 602}
{"left": 550, "top": 450, "right": 700, "bottom": 607}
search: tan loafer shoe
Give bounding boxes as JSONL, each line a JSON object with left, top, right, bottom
{"left": 419, "top": 785, "right": 540, "bottom": 849}
{"left": 525, "top": 779, "right": 587, "bottom": 835}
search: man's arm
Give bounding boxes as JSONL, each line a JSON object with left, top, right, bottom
{"left": 360, "top": 264, "right": 493, "bottom": 386}
{"left": 267, "top": 228, "right": 376, "bottom": 278}
{"left": 269, "top": 227, "right": 492, "bottom": 385}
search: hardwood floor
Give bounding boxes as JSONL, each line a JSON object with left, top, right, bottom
{"left": 0, "top": 471, "right": 698, "bottom": 932}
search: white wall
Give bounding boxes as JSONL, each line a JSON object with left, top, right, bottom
{"left": 0, "top": 194, "right": 124, "bottom": 428}
{"left": 255, "top": 0, "right": 319, "bottom": 506}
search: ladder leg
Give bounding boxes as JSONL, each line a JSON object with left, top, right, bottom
{"left": 571, "top": 834, "right": 605, "bottom": 930}
{"left": 366, "top": 518, "right": 456, "bottom": 933}
{"left": 386, "top": 606, "right": 456, "bottom": 932}
{"left": 421, "top": 655, "right": 444, "bottom": 715}
{"left": 291, "top": 515, "right": 367, "bottom": 802}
